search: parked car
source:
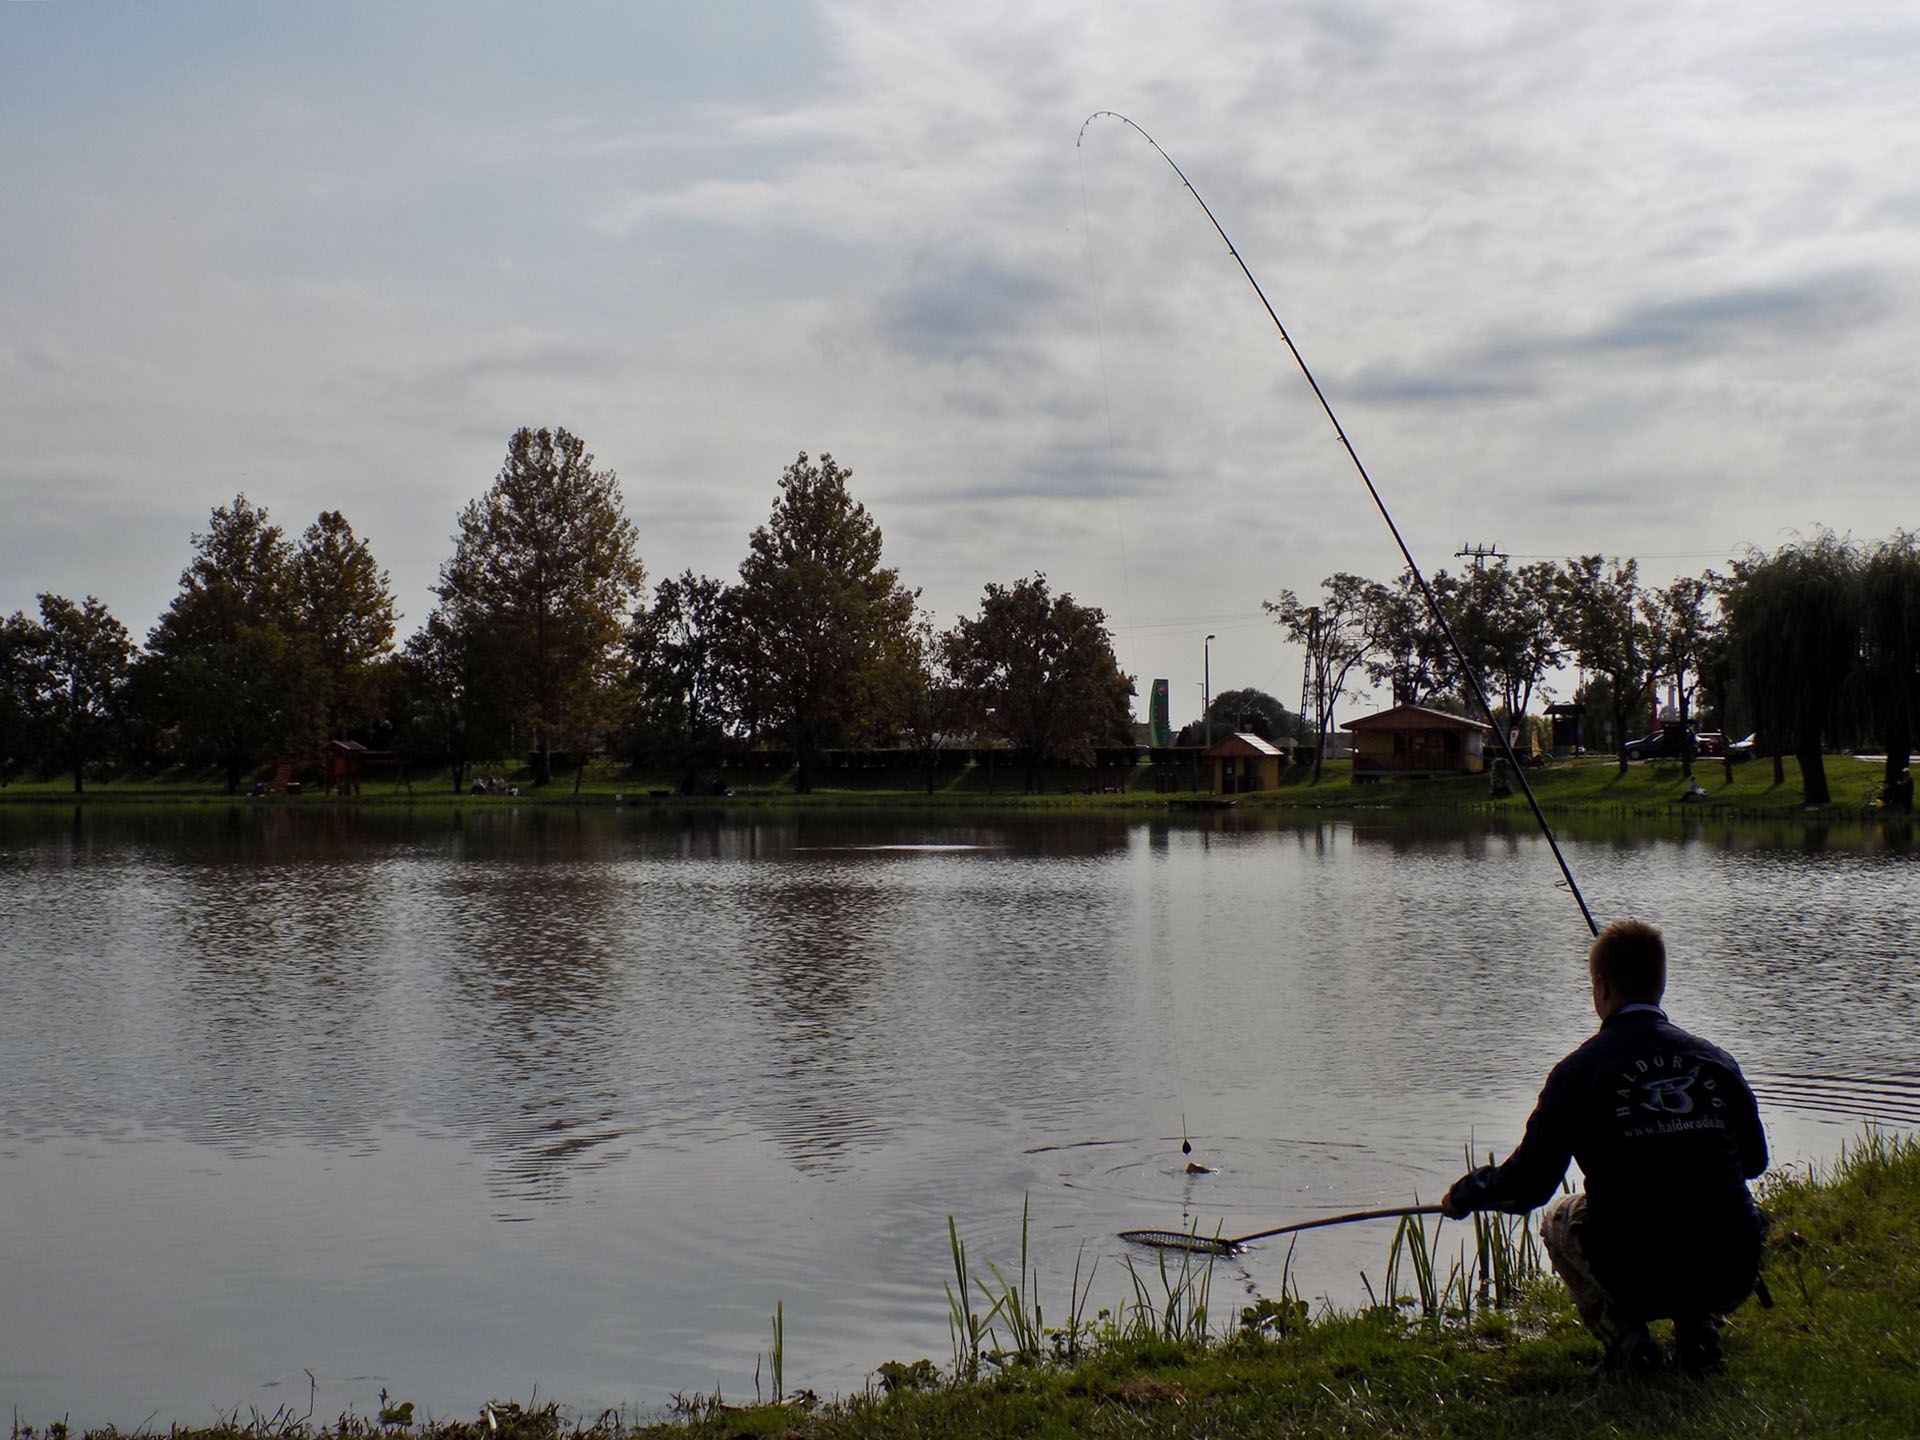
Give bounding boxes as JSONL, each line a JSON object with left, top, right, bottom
{"left": 1691, "top": 731, "right": 1754, "bottom": 762}
{"left": 1622, "top": 726, "right": 1695, "bottom": 761}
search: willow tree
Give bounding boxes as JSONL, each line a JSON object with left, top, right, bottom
{"left": 435, "top": 427, "right": 645, "bottom": 785}
{"left": 1725, "top": 533, "right": 1860, "bottom": 805}
{"left": 728, "top": 452, "right": 917, "bottom": 794}
{"left": 1860, "top": 531, "right": 1920, "bottom": 793}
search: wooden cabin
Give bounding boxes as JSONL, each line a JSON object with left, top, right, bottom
{"left": 1342, "top": 705, "right": 1491, "bottom": 780}
{"left": 1204, "top": 732, "right": 1287, "bottom": 793}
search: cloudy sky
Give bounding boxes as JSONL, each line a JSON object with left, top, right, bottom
{"left": 4, "top": 1, "right": 1915, "bottom": 725}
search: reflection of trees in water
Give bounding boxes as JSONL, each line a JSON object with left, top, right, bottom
{"left": 0, "top": 805, "right": 409, "bottom": 1150}
{"left": 734, "top": 861, "right": 898, "bottom": 1174}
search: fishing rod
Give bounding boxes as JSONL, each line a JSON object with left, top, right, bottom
{"left": 1121, "top": 1203, "right": 1445, "bottom": 1256}
{"left": 1079, "top": 110, "right": 1598, "bottom": 938}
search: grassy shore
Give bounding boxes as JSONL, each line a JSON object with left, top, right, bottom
{"left": 17, "top": 1132, "right": 1918, "bottom": 1440}
{"left": 0, "top": 751, "right": 1904, "bottom": 824}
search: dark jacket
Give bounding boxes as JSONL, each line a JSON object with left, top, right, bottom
{"left": 1445, "top": 1005, "right": 1768, "bottom": 1318}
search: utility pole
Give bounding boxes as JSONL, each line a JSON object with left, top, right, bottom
{"left": 1203, "top": 634, "right": 1216, "bottom": 748}
{"left": 1455, "top": 541, "right": 1509, "bottom": 571}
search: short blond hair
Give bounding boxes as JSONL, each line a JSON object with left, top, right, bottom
{"left": 1589, "top": 919, "right": 1666, "bottom": 1004}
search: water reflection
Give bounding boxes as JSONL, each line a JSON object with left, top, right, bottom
{"left": 0, "top": 803, "right": 1915, "bottom": 1425}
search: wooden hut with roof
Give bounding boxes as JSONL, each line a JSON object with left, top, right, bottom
{"left": 1341, "top": 705, "right": 1492, "bottom": 780}
{"left": 1204, "top": 731, "right": 1287, "bottom": 794}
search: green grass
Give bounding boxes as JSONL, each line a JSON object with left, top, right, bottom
{"left": 0, "top": 751, "right": 1903, "bottom": 824}
{"left": 23, "top": 1132, "right": 1919, "bottom": 1440}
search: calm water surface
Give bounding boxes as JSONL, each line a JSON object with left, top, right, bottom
{"left": 1, "top": 805, "right": 1914, "bottom": 1425}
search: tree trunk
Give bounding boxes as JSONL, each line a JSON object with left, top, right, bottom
{"left": 1796, "top": 738, "right": 1830, "bottom": 805}
{"left": 1772, "top": 753, "right": 1785, "bottom": 786}
{"left": 226, "top": 753, "right": 245, "bottom": 795}
{"left": 72, "top": 753, "right": 84, "bottom": 795}
{"left": 535, "top": 728, "right": 552, "bottom": 786}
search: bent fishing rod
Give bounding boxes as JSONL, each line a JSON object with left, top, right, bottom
{"left": 1079, "top": 110, "right": 1598, "bottom": 938}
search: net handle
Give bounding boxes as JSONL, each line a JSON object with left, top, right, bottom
{"left": 1120, "top": 1203, "right": 1445, "bottom": 1253}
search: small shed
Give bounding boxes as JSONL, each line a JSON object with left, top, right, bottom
{"left": 1205, "top": 732, "right": 1287, "bottom": 794}
{"left": 320, "top": 739, "right": 389, "bottom": 796}
{"left": 1342, "top": 705, "right": 1492, "bottom": 780}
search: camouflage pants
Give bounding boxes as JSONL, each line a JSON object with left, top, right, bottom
{"left": 1540, "top": 1193, "right": 1646, "bottom": 1345}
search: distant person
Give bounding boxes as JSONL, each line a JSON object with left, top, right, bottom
{"left": 1440, "top": 920, "right": 1768, "bottom": 1375}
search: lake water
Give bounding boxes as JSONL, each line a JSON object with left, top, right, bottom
{"left": 1, "top": 805, "right": 1914, "bottom": 1426}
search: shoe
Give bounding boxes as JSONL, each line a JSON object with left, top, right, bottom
{"left": 1674, "top": 1316, "right": 1727, "bottom": 1377}
{"left": 1601, "top": 1326, "right": 1665, "bottom": 1376}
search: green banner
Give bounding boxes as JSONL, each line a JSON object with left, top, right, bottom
{"left": 1149, "top": 678, "right": 1171, "bottom": 748}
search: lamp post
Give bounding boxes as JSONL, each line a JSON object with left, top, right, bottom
{"left": 1203, "top": 634, "right": 1216, "bottom": 749}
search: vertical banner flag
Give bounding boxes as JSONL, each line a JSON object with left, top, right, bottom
{"left": 1149, "top": 678, "right": 1171, "bottom": 748}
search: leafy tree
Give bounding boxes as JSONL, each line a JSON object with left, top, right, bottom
{"left": 1725, "top": 532, "right": 1860, "bottom": 805}
{"left": 728, "top": 452, "right": 917, "bottom": 793}
{"left": 144, "top": 494, "right": 305, "bottom": 793}
{"left": 1362, "top": 571, "right": 1449, "bottom": 707}
{"left": 295, "top": 510, "right": 396, "bottom": 739}
{"left": 945, "top": 573, "right": 1134, "bottom": 793}
{"left": 625, "top": 571, "right": 738, "bottom": 789}
{"left": 0, "top": 609, "right": 45, "bottom": 784}
{"left": 1174, "top": 687, "right": 1296, "bottom": 747}
{"left": 885, "top": 612, "right": 964, "bottom": 795}
{"left": 1265, "top": 573, "right": 1388, "bottom": 781}
{"left": 1556, "top": 555, "right": 1656, "bottom": 776}
{"left": 434, "top": 427, "right": 646, "bottom": 785}
{"left": 1859, "top": 531, "right": 1920, "bottom": 795}
{"left": 1432, "top": 561, "right": 1564, "bottom": 729}
{"left": 399, "top": 606, "right": 506, "bottom": 794}
{"left": 31, "top": 594, "right": 136, "bottom": 793}
{"left": 1641, "top": 572, "right": 1720, "bottom": 778}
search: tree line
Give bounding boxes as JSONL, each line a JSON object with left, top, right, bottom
{"left": 1271, "top": 531, "right": 1920, "bottom": 803}
{"left": 0, "top": 429, "right": 1135, "bottom": 795}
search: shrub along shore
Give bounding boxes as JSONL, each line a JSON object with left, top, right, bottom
{"left": 15, "top": 1132, "right": 1918, "bottom": 1440}
{"left": 0, "top": 751, "right": 1909, "bottom": 824}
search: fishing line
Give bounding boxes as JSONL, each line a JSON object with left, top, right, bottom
{"left": 1078, "top": 111, "right": 1599, "bottom": 939}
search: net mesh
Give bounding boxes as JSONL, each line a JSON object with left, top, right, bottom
{"left": 1116, "top": 1229, "right": 1241, "bottom": 1254}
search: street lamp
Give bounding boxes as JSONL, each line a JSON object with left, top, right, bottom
{"left": 1203, "top": 634, "right": 1217, "bottom": 748}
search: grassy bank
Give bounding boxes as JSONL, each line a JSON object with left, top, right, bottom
{"left": 0, "top": 752, "right": 1904, "bottom": 823}
{"left": 21, "top": 1132, "right": 1919, "bottom": 1440}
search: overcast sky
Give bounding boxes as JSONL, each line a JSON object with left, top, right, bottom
{"left": 4, "top": 1, "right": 1915, "bottom": 725}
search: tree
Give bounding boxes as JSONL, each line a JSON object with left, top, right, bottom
{"left": 144, "top": 494, "right": 305, "bottom": 793}
{"left": 1362, "top": 571, "right": 1449, "bottom": 707}
{"left": 1174, "top": 687, "right": 1296, "bottom": 747}
{"left": 1641, "top": 572, "right": 1720, "bottom": 779}
{"left": 945, "top": 573, "right": 1134, "bottom": 793}
{"left": 399, "top": 606, "right": 507, "bottom": 794}
{"left": 1556, "top": 555, "right": 1656, "bottom": 776}
{"left": 728, "top": 452, "right": 917, "bottom": 793}
{"left": 1725, "top": 532, "right": 1860, "bottom": 805}
{"left": 1432, "top": 561, "right": 1564, "bottom": 730}
{"left": 1265, "top": 573, "right": 1388, "bottom": 781}
{"left": 1857, "top": 532, "right": 1920, "bottom": 796}
{"left": 295, "top": 510, "right": 396, "bottom": 739}
{"left": 625, "top": 571, "right": 738, "bottom": 790}
{"left": 31, "top": 594, "right": 135, "bottom": 793}
{"left": 434, "top": 427, "right": 646, "bottom": 785}
{"left": 886, "top": 611, "right": 964, "bottom": 795}
{"left": 0, "top": 609, "right": 45, "bottom": 784}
